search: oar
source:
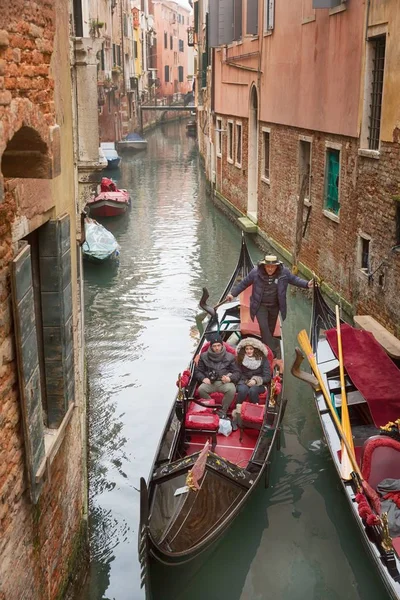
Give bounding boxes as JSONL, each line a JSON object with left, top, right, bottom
{"left": 335, "top": 305, "right": 355, "bottom": 480}
{"left": 298, "top": 329, "right": 382, "bottom": 519}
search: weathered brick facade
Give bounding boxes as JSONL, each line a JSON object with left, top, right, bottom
{"left": 211, "top": 113, "right": 400, "bottom": 337}
{"left": 0, "top": 1, "right": 87, "bottom": 599}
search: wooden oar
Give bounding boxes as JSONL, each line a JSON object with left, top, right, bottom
{"left": 297, "top": 329, "right": 363, "bottom": 478}
{"left": 335, "top": 305, "right": 355, "bottom": 480}
{"left": 297, "top": 329, "right": 382, "bottom": 514}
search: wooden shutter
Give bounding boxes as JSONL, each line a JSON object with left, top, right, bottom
{"left": 209, "top": 0, "right": 234, "bottom": 47}
{"left": 246, "top": 0, "right": 258, "bottom": 35}
{"left": 11, "top": 243, "right": 46, "bottom": 504}
{"left": 39, "top": 214, "right": 75, "bottom": 428}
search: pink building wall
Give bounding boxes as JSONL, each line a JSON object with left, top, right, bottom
{"left": 151, "top": 0, "right": 192, "bottom": 99}
{"left": 214, "top": 0, "right": 364, "bottom": 137}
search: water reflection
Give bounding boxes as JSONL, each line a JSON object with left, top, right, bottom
{"left": 82, "top": 122, "right": 388, "bottom": 600}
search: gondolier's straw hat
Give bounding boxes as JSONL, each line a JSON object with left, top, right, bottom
{"left": 259, "top": 254, "right": 280, "bottom": 266}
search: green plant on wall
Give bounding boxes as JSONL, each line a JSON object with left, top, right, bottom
{"left": 89, "top": 18, "right": 104, "bottom": 38}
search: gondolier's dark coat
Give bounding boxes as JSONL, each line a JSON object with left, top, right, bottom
{"left": 195, "top": 349, "right": 241, "bottom": 384}
{"left": 230, "top": 263, "right": 309, "bottom": 321}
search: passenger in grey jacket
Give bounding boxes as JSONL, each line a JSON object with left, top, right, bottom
{"left": 226, "top": 255, "right": 312, "bottom": 357}
{"left": 195, "top": 333, "right": 241, "bottom": 418}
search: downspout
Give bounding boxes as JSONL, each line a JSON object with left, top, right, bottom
{"left": 258, "top": 0, "right": 264, "bottom": 110}
{"left": 121, "top": 0, "right": 126, "bottom": 95}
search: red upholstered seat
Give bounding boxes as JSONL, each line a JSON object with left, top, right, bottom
{"left": 393, "top": 537, "right": 400, "bottom": 558}
{"left": 187, "top": 399, "right": 216, "bottom": 414}
{"left": 361, "top": 436, "right": 400, "bottom": 489}
{"left": 241, "top": 402, "right": 265, "bottom": 425}
{"left": 185, "top": 413, "right": 220, "bottom": 430}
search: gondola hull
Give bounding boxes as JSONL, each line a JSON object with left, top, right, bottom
{"left": 294, "top": 286, "right": 400, "bottom": 600}
{"left": 139, "top": 235, "right": 287, "bottom": 583}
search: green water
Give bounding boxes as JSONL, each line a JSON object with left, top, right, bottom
{"left": 81, "top": 121, "right": 388, "bottom": 600}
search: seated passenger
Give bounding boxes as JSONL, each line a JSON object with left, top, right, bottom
{"left": 194, "top": 333, "right": 241, "bottom": 419}
{"left": 236, "top": 337, "right": 271, "bottom": 405}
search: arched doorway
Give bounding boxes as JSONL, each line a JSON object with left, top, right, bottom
{"left": 247, "top": 85, "right": 259, "bottom": 222}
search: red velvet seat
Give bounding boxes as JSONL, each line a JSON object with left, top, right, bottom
{"left": 361, "top": 436, "right": 400, "bottom": 489}
{"left": 187, "top": 399, "right": 216, "bottom": 414}
{"left": 393, "top": 537, "right": 400, "bottom": 558}
{"left": 185, "top": 413, "right": 219, "bottom": 430}
{"left": 241, "top": 402, "right": 265, "bottom": 425}
{"left": 185, "top": 413, "right": 220, "bottom": 451}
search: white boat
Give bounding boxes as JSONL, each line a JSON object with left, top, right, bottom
{"left": 100, "top": 142, "right": 121, "bottom": 169}
{"left": 117, "top": 133, "right": 148, "bottom": 152}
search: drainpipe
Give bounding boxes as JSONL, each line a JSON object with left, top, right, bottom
{"left": 121, "top": 0, "right": 126, "bottom": 95}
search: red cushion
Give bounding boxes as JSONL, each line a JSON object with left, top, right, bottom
{"left": 185, "top": 413, "right": 220, "bottom": 430}
{"left": 393, "top": 537, "right": 400, "bottom": 558}
{"left": 241, "top": 402, "right": 265, "bottom": 424}
{"left": 187, "top": 399, "right": 216, "bottom": 414}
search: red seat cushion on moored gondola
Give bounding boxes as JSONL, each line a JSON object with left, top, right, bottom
{"left": 241, "top": 402, "right": 265, "bottom": 425}
{"left": 187, "top": 399, "right": 216, "bottom": 414}
{"left": 185, "top": 413, "right": 219, "bottom": 430}
{"left": 393, "top": 537, "right": 400, "bottom": 558}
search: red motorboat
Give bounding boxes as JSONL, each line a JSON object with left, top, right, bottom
{"left": 87, "top": 177, "right": 130, "bottom": 217}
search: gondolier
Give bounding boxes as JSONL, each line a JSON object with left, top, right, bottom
{"left": 226, "top": 255, "right": 312, "bottom": 357}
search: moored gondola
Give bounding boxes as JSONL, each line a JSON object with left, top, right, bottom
{"left": 292, "top": 285, "right": 400, "bottom": 600}
{"left": 138, "top": 235, "right": 287, "bottom": 591}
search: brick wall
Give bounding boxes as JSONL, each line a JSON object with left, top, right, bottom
{"left": 0, "top": 2, "right": 87, "bottom": 599}
{"left": 212, "top": 114, "right": 400, "bottom": 335}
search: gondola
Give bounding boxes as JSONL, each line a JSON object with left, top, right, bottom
{"left": 138, "top": 235, "right": 287, "bottom": 593}
{"left": 292, "top": 285, "right": 400, "bottom": 600}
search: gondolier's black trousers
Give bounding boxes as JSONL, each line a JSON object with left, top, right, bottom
{"left": 256, "top": 304, "right": 280, "bottom": 358}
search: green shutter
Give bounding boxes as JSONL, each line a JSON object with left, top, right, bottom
{"left": 11, "top": 243, "right": 45, "bottom": 504}
{"left": 326, "top": 150, "right": 340, "bottom": 215}
{"left": 39, "top": 214, "right": 74, "bottom": 428}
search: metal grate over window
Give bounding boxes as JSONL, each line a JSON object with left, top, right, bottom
{"left": 368, "top": 37, "right": 386, "bottom": 150}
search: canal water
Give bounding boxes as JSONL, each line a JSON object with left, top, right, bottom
{"left": 81, "top": 121, "right": 387, "bottom": 600}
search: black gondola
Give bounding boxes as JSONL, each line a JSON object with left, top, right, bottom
{"left": 138, "top": 235, "right": 287, "bottom": 592}
{"left": 292, "top": 285, "right": 400, "bottom": 600}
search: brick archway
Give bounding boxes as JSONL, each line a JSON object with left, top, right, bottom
{"left": 0, "top": 98, "right": 60, "bottom": 203}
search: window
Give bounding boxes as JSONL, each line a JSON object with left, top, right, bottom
{"left": 179, "top": 39, "right": 184, "bottom": 52}
{"left": 174, "top": 51, "right": 178, "bottom": 65}
{"left": 235, "top": 122, "right": 242, "bottom": 167}
{"left": 164, "top": 31, "right": 167, "bottom": 49}
{"left": 264, "top": 0, "right": 275, "bottom": 32}
{"left": 11, "top": 215, "right": 74, "bottom": 503}
{"left": 178, "top": 65, "right": 184, "bottom": 82}
{"left": 262, "top": 128, "right": 270, "bottom": 181}
{"left": 368, "top": 37, "right": 386, "bottom": 150}
{"left": 247, "top": 0, "right": 259, "bottom": 35}
{"left": 358, "top": 235, "right": 371, "bottom": 272}
{"left": 299, "top": 138, "right": 312, "bottom": 201}
{"left": 227, "top": 121, "right": 234, "bottom": 163}
{"left": 234, "top": 0, "right": 243, "bottom": 40}
{"left": 216, "top": 117, "right": 222, "bottom": 157}
{"left": 170, "top": 35, "right": 173, "bottom": 50}
{"left": 396, "top": 202, "right": 400, "bottom": 245}
{"left": 165, "top": 65, "right": 170, "bottom": 83}
{"left": 324, "top": 148, "right": 340, "bottom": 215}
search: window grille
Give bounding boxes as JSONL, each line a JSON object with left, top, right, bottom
{"left": 236, "top": 123, "right": 242, "bottom": 165}
{"left": 368, "top": 37, "right": 386, "bottom": 150}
